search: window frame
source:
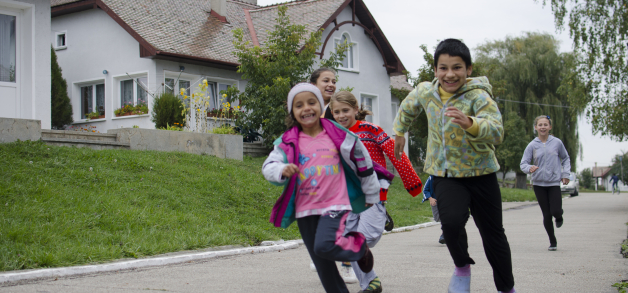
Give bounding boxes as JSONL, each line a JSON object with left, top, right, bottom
{"left": 359, "top": 93, "right": 378, "bottom": 124}
{"left": 118, "top": 75, "right": 148, "bottom": 109}
{"left": 391, "top": 102, "right": 398, "bottom": 124}
{"left": 54, "top": 31, "right": 67, "bottom": 50}
{"left": 79, "top": 83, "right": 105, "bottom": 120}
{"left": 163, "top": 71, "right": 239, "bottom": 112}
{"left": 334, "top": 31, "right": 359, "bottom": 72}
{"left": 0, "top": 9, "right": 19, "bottom": 86}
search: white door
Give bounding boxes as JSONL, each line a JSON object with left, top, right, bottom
{"left": 0, "top": 7, "right": 19, "bottom": 119}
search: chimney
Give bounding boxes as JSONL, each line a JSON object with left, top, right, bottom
{"left": 240, "top": 0, "right": 258, "bottom": 4}
{"left": 210, "top": 0, "right": 228, "bottom": 22}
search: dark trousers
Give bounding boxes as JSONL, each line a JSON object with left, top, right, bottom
{"left": 533, "top": 185, "right": 563, "bottom": 245}
{"left": 433, "top": 173, "right": 514, "bottom": 291}
{"left": 297, "top": 211, "right": 367, "bottom": 293}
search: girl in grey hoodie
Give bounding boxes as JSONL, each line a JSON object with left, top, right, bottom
{"left": 520, "top": 115, "right": 571, "bottom": 251}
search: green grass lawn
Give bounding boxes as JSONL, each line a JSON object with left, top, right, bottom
{"left": 0, "top": 141, "right": 535, "bottom": 271}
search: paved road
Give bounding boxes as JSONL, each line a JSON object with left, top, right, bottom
{"left": 1, "top": 193, "right": 627, "bottom": 293}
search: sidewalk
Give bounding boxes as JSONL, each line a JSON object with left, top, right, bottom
{"left": 1, "top": 194, "right": 627, "bottom": 292}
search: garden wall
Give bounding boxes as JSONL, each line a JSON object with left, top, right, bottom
{"left": 107, "top": 128, "right": 243, "bottom": 161}
{"left": 0, "top": 118, "right": 42, "bottom": 143}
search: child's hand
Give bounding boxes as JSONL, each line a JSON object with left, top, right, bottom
{"left": 365, "top": 203, "right": 374, "bottom": 207}
{"left": 282, "top": 164, "right": 299, "bottom": 178}
{"left": 394, "top": 135, "right": 405, "bottom": 160}
{"left": 428, "top": 197, "right": 437, "bottom": 206}
{"left": 444, "top": 107, "right": 473, "bottom": 129}
{"left": 529, "top": 166, "right": 539, "bottom": 173}
{"left": 561, "top": 178, "right": 570, "bottom": 185}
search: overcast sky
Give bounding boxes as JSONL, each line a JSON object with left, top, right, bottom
{"left": 257, "top": 0, "right": 628, "bottom": 171}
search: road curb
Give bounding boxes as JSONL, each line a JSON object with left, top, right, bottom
{"left": 0, "top": 240, "right": 302, "bottom": 284}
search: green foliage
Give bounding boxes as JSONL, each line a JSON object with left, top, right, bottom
{"left": 495, "top": 113, "right": 528, "bottom": 178}
{"left": 610, "top": 152, "right": 628, "bottom": 184}
{"left": 613, "top": 280, "right": 628, "bottom": 293}
{"left": 210, "top": 125, "right": 239, "bottom": 135}
{"left": 50, "top": 47, "right": 73, "bottom": 129}
{"left": 500, "top": 187, "right": 537, "bottom": 202}
{"left": 338, "top": 86, "right": 354, "bottom": 92}
{"left": 151, "top": 92, "right": 184, "bottom": 129}
{"left": 542, "top": 0, "right": 628, "bottom": 141}
{"left": 475, "top": 32, "right": 584, "bottom": 172}
{"left": 578, "top": 167, "right": 593, "bottom": 189}
{"left": 230, "top": 5, "right": 347, "bottom": 146}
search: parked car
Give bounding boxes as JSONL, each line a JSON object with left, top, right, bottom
{"left": 561, "top": 172, "right": 579, "bottom": 196}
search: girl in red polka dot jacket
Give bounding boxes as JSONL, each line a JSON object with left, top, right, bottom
{"left": 330, "top": 91, "right": 423, "bottom": 293}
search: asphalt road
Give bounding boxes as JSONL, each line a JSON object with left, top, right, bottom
{"left": 1, "top": 193, "right": 627, "bottom": 293}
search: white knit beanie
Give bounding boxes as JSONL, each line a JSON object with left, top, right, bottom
{"left": 287, "top": 83, "right": 325, "bottom": 114}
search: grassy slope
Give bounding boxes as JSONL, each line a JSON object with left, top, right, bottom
{"left": 0, "top": 141, "right": 535, "bottom": 271}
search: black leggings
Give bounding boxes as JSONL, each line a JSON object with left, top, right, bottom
{"left": 533, "top": 186, "right": 563, "bottom": 245}
{"left": 433, "top": 173, "right": 514, "bottom": 291}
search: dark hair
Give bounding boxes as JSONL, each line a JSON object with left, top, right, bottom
{"left": 434, "top": 39, "right": 472, "bottom": 68}
{"left": 285, "top": 111, "right": 301, "bottom": 130}
{"left": 330, "top": 91, "right": 372, "bottom": 121}
{"left": 309, "top": 67, "right": 337, "bottom": 84}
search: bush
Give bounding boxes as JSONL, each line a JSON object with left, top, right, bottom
{"left": 51, "top": 47, "right": 73, "bottom": 129}
{"left": 151, "top": 92, "right": 184, "bottom": 129}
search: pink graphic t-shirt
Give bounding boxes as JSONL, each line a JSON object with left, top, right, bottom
{"left": 295, "top": 129, "right": 351, "bottom": 218}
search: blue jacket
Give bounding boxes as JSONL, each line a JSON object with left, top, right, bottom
{"left": 421, "top": 176, "right": 433, "bottom": 203}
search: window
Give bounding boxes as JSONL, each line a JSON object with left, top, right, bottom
{"left": 55, "top": 32, "right": 66, "bottom": 49}
{"left": 120, "top": 77, "right": 148, "bottom": 108}
{"left": 81, "top": 83, "right": 105, "bottom": 119}
{"left": 207, "top": 82, "right": 232, "bottom": 110}
{"left": 0, "top": 13, "right": 16, "bottom": 83}
{"left": 391, "top": 102, "right": 398, "bottom": 123}
{"left": 336, "top": 33, "right": 356, "bottom": 70}
{"left": 361, "top": 95, "right": 374, "bottom": 123}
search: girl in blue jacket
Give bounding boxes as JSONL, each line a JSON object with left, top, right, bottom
{"left": 520, "top": 115, "right": 571, "bottom": 251}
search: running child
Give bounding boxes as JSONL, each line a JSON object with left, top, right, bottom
{"left": 392, "top": 38, "right": 516, "bottom": 293}
{"left": 310, "top": 67, "right": 337, "bottom": 120}
{"left": 263, "top": 83, "right": 380, "bottom": 293}
{"left": 330, "top": 91, "right": 423, "bottom": 293}
{"left": 422, "top": 175, "right": 445, "bottom": 244}
{"left": 520, "top": 115, "right": 571, "bottom": 251}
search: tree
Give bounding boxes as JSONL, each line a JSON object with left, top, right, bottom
{"left": 578, "top": 167, "right": 593, "bottom": 189}
{"left": 475, "top": 32, "right": 584, "bottom": 188}
{"left": 541, "top": 0, "right": 627, "bottom": 141}
{"left": 610, "top": 151, "right": 627, "bottom": 185}
{"left": 228, "top": 5, "right": 347, "bottom": 145}
{"left": 495, "top": 113, "right": 529, "bottom": 188}
{"left": 51, "top": 47, "right": 73, "bottom": 129}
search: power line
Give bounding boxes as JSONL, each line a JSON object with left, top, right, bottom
{"left": 495, "top": 98, "right": 571, "bottom": 108}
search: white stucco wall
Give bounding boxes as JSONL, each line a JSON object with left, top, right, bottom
{"left": 319, "top": 6, "right": 394, "bottom": 134}
{"left": 51, "top": 8, "right": 245, "bottom": 133}
{"left": 0, "top": 0, "right": 50, "bottom": 129}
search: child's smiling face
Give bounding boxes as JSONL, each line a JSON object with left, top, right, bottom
{"left": 331, "top": 101, "right": 358, "bottom": 129}
{"left": 534, "top": 118, "right": 552, "bottom": 136}
{"left": 314, "top": 71, "right": 337, "bottom": 104}
{"left": 434, "top": 54, "right": 473, "bottom": 94}
{"left": 292, "top": 92, "right": 321, "bottom": 129}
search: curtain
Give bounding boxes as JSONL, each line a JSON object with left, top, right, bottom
{"left": 0, "top": 14, "right": 16, "bottom": 82}
{"left": 81, "top": 86, "right": 93, "bottom": 119}
{"left": 136, "top": 77, "right": 148, "bottom": 105}
{"left": 121, "top": 80, "right": 133, "bottom": 107}
{"left": 96, "top": 84, "right": 105, "bottom": 115}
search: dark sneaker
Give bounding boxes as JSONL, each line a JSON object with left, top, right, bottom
{"left": 439, "top": 233, "right": 446, "bottom": 244}
{"left": 556, "top": 220, "right": 563, "bottom": 228}
{"left": 384, "top": 211, "right": 394, "bottom": 232}
{"left": 358, "top": 277, "right": 382, "bottom": 293}
{"left": 357, "top": 246, "right": 374, "bottom": 273}
{"left": 548, "top": 244, "right": 557, "bottom": 251}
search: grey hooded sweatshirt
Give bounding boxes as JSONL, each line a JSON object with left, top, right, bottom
{"left": 520, "top": 135, "right": 571, "bottom": 187}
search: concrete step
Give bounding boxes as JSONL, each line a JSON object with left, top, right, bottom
{"left": 243, "top": 142, "right": 271, "bottom": 158}
{"left": 41, "top": 129, "right": 118, "bottom": 142}
{"left": 42, "top": 137, "right": 130, "bottom": 150}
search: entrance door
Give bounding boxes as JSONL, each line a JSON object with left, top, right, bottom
{"left": 0, "top": 8, "right": 19, "bottom": 119}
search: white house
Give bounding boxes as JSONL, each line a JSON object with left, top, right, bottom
{"left": 50, "top": 0, "right": 408, "bottom": 135}
{"left": 0, "top": 0, "right": 51, "bottom": 129}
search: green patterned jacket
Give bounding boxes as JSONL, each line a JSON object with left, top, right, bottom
{"left": 393, "top": 77, "right": 503, "bottom": 177}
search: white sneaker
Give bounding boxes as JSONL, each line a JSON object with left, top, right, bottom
{"left": 310, "top": 261, "right": 317, "bottom": 272}
{"left": 340, "top": 264, "right": 358, "bottom": 283}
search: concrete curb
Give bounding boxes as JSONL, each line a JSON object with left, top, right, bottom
{"left": 0, "top": 240, "right": 302, "bottom": 284}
